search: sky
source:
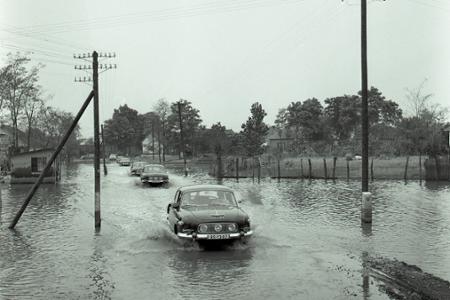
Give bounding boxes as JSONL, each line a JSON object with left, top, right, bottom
{"left": 1, "top": 0, "right": 449, "bottom": 138}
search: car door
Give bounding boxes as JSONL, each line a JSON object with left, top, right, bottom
{"left": 167, "top": 190, "right": 181, "bottom": 231}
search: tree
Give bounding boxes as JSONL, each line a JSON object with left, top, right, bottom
{"left": 35, "top": 106, "right": 80, "bottom": 160}
{"left": 405, "top": 80, "right": 448, "bottom": 123}
{"left": 167, "top": 99, "right": 202, "bottom": 157}
{"left": 358, "top": 87, "right": 403, "bottom": 126}
{"left": 274, "top": 108, "right": 288, "bottom": 129}
{"left": 240, "top": 102, "right": 269, "bottom": 157}
{"left": 153, "top": 98, "right": 170, "bottom": 161}
{"left": 103, "top": 105, "right": 145, "bottom": 155}
{"left": 22, "top": 88, "right": 45, "bottom": 150}
{"left": 297, "top": 98, "right": 324, "bottom": 141}
{"left": 324, "top": 95, "right": 360, "bottom": 143}
{"left": 0, "top": 53, "right": 42, "bottom": 151}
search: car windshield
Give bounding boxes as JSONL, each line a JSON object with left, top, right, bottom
{"left": 133, "top": 162, "right": 145, "bottom": 168}
{"left": 181, "top": 190, "right": 237, "bottom": 207}
{"left": 144, "top": 165, "right": 164, "bottom": 172}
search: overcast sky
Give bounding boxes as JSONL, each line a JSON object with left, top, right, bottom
{"left": 1, "top": 0, "right": 449, "bottom": 138}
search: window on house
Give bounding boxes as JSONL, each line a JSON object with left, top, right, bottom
{"left": 31, "top": 157, "right": 47, "bottom": 173}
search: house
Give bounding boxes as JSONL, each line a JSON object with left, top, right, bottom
{"left": 0, "top": 125, "right": 27, "bottom": 169}
{"left": 10, "top": 149, "right": 60, "bottom": 184}
{"left": 142, "top": 134, "right": 163, "bottom": 155}
{"left": 265, "top": 127, "right": 295, "bottom": 154}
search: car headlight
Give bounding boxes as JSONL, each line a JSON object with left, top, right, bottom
{"left": 198, "top": 224, "right": 208, "bottom": 233}
{"left": 227, "top": 223, "right": 237, "bottom": 232}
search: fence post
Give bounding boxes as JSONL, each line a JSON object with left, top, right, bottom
{"left": 257, "top": 157, "right": 261, "bottom": 183}
{"left": 370, "top": 158, "right": 374, "bottom": 182}
{"left": 277, "top": 158, "right": 281, "bottom": 182}
{"left": 252, "top": 158, "right": 255, "bottom": 183}
{"left": 404, "top": 156, "right": 409, "bottom": 182}
{"left": 308, "top": 158, "right": 312, "bottom": 180}
{"left": 300, "top": 158, "right": 304, "bottom": 179}
{"left": 332, "top": 157, "right": 337, "bottom": 179}
{"left": 323, "top": 158, "right": 327, "bottom": 180}
{"left": 419, "top": 153, "right": 422, "bottom": 183}
{"left": 235, "top": 158, "right": 239, "bottom": 182}
{"left": 346, "top": 159, "right": 350, "bottom": 181}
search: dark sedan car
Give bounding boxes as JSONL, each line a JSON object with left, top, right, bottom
{"left": 140, "top": 164, "right": 169, "bottom": 185}
{"left": 166, "top": 185, "right": 252, "bottom": 241}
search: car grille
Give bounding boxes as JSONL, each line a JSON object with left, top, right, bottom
{"left": 197, "top": 223, "right": 238, "bottom": 233}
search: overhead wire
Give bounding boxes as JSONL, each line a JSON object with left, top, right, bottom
{"left": 198, "top": 0, "right": 338, "bottom": 98}
{"left": 12, "top": 0, "right": 304, "bottom": 35}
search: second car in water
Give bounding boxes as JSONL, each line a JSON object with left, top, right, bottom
{"left": 140, "top": 164, "right": 169, "bottom": 185}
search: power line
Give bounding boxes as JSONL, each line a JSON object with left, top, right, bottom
{"left": 10, "top": 0, "right": 304, "bottom": 35}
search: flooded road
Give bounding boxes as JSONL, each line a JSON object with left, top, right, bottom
{"left": 1, "top": 163, "right": 449, "bottom": 299}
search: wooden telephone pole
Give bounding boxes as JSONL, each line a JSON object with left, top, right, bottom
{"left": 361, "top": 0, "right": 369, "bottom": 193}
{"left": 74, "top": 51, "right": 116, "bottom": 229}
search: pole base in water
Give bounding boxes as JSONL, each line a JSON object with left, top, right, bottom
{"left": 361, "top": 192, "right": 372, "bottom": 223}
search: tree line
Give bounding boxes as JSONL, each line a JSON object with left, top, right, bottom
{"left": 0, "top": 53, "right": 80, "bottom": 165}
{"left": 104, "top": 84, "right": 448, "bottom": 161}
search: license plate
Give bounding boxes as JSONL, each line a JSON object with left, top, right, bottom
{"left": 207, "top": 234, "right": 230, "bottom": 240}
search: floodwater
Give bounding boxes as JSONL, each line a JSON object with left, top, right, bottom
{"left": 0, "top": 163, "right": 449, "bottom": 300}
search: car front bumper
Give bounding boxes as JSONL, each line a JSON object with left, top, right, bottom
{"left": 177, "top": 230, "right": 253, "bottom": 240}
{"left": 141, "top": 178, "right": 168, "bottom": 184}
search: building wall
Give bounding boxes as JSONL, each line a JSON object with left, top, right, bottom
{"left": 11, "top": 151, "right": 53, "bottom": 171}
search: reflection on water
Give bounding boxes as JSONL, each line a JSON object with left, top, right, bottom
{"left": 0, "top": 163, "right": 449, "bottom": 299}
{"left": 168, "top": 248, "right": 254, "bottom": 299}
{"left": 88, "top": 235, "right": 115, "bottom": 300}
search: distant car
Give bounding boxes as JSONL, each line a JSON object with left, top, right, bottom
{"left": 166, "top": 185, "right": 252, "bottom": 241}
{"left": 130, "top": 161, "right": 146, "bottom": 176}
{"left": 80, "top": 154, "right": 94, "bottom": 160}
{"left": 109, "top": 154, "right": 117, "bottom": 161}
{"left": 119, "top": 157, "right": 131, "bottom": 166}
{"left": 140, "top": 164, "right": 169, "bottom": 185}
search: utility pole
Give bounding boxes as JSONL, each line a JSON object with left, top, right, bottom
{"left": 101, "top": 124, "right": 107, "bottom": 176}
{"left": 157, "top": 123, "right": 162, "bottom": 163}
{"left": 361, "top": 0, "right": 369, "bottom": 193}
{"left": 74, "top": 52, "right": 116, "bottom": 229}
{"left": 93, "top": 51, "right": 101, "bottom": 229}
{"left": 360, "top": 0, "right": 372, "bottom": 224}
{"left": 177, "top": 100, "right": 188, "bottom": 176}
{"left": 152, "top": 118, "right": 155, "bottom": 161}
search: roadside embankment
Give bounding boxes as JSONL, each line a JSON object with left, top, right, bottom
{"left": 368, "top": 256, "right": 450, "bottom": 300}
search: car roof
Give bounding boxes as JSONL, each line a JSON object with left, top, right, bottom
{"left": 178, "top": 184, "right": 234, "bottom": 193}
{"left": 144, "top": 164, "right": 165, "bottom": 168}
